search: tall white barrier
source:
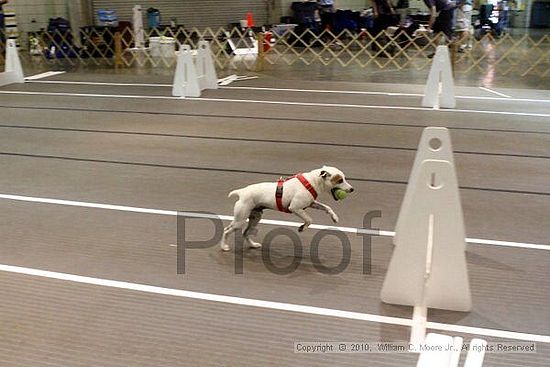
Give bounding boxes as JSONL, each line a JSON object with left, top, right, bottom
{"left": 132, "top": 5, "right": 145, "bottom": 49}
{"left": 382, "top": 127, "right": 471, "bottom": 348}
{"left": 172, "top": 45, "right": 201, "bottom": 97}
{"left": 0, "top": 39, "right": 24, "bottom": 87}
{"left": 172, "top": 41, "right": 218, "bottom": 98}
{"left": 68, "top": 1, "right": 83, "bottom": 48}
{"left": 394, "top": 127, "right": 455, "bottom": 245}
{"left": 422, "top": 45, "right": 456, "bottom": 109}
{"left": 382, "top": 159, "right": 471, "bottom": 310}
{"left": 196, "top": 41, "right": 218, "bottom": 91}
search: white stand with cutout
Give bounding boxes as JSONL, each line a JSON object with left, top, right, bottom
{"left": 0, "top": 39, "right": 24, "bottom": 87}
{"left": 132, "top": 5, "right": 145, "bottom": 49}
{"left": 382, "top": 159, "right": 471, "bottom": 310}
{"left": 172, "top": 41, "right": 218, "bottom": 97}
{"left": 172, "top": 45, "right": 201, "bottom": 97}
{"left": 422, "top": 45, "right": 456, "bottom": 109}
{"left": 382, "top": 158, "right": 471, "bottom": 347}
{"left": 196, "top": 41, "right": 218, "bottom": 91}
{"left": 394, "top": 127, "right": 455, "bottom": 245}
{"left": 382, "top": 126, "right": 471, "bottom": 348}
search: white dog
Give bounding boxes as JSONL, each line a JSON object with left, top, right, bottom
{"left": 220, "top": 166, "right": 354, "bottom": 251}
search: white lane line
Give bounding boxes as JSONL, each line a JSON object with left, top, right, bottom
{"left": 225, "top": 86, "right": 550, "bottom": 103}
{"left": 0, "top": 90, "right": 182, "bottom": 100}
{"left": 1, "top": 263, "right": 549, "bottom": 343}
{"left": 24, "top": 71, "right": 66, "bottom": 81}
{"left": 1, "top": 193, "right": 549, "bottom": 251}
{"left": 0, "top": 193, "right": 178, "bottom": 216}
{"left": 225, "top": 85, "right": 419, "bottom": 97}
{"left": 27, "top": 80, "right": 171, "bottom": 87}
{"left": 479, "top": 87, "right": 512, "bottom": 99}
{"left": 25, "top": 80, "right": 550, "bottom": 103}
{"left": 0, "top": 263, "right": 411, "bottom": 327}
{"left": 189, "top": 97, "right": 550, "bottom": 118}
{"left": 1, "top": 90, "right": 549, "bottom": 118}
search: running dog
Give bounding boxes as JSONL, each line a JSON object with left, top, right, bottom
{"left": 220, "top": 166, "right": 354, "bottom": 251}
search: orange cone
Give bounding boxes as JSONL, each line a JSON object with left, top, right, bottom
{"left": 246, "top": 12, "right": 254, "bottom": 27}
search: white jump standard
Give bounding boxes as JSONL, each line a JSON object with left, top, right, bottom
{"left": 0, "top": 39, "right": 24, "bottom": 87}
{"left": 382, "top": 127, "right": 472, "bottom": 349}
{"left": 422, "top": 45, "right": 456, "bottom": 109}
{"left": 172, "top": 41, "right": 218, "bottom": 98}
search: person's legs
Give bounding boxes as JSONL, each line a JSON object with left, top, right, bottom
{"left": 372, "top": 14, "right": 390, "bottom": 52}
{"left": 433, "top": 8, "right": 454, "bottom": 40}
{"left": 319, "top": 6, "right": 335, "bottom": 42}
{"left": 0, "top": 13, "right": 5, "bottom": 46}
{"left": 427, "top": 9, "right": 454, "bottom": 58}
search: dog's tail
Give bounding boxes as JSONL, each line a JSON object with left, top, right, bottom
{"left": 228, "top": 189, "right": 243, "bottom": 199}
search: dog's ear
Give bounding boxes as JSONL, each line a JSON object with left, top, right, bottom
{"left": 320, "top": 170, "right": 331, "bottom": 179}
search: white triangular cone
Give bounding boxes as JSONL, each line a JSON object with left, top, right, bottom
{"left": 0, "top": 39, "right": 24, "bottom": 86}
{"left": 394, "top": 127, "right": 455, "bottom": 245}
{"left": 172, "top": 46, "right": 200, "bottom": 97}
{"left": 381, "top": 159, "right": 471, "bottom": 312}
{"left": 196, "top": 40, "right": 218, "bottom": 90}
{"left": 422, "top": 45, "right": 455, "bottom": 109}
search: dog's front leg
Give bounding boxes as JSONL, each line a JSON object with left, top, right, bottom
{"left": 291, "top": 208, "right": 313, "bottom": 232}
{"left": 310, "top": 201, "right": 339, "bottom": 223}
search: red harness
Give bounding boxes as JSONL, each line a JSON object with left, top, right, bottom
{"left": 276, "top": 173, "right": 318, "bottom": 213}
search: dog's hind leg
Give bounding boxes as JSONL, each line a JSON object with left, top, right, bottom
{"left": 220, "top": 223, "right": 234, "bottom": 252}
{"left": 220, "top": 200, "right": 252, "bottom": 252}
{"left": 243, "top": 209, "right": 263, "bottom": 249}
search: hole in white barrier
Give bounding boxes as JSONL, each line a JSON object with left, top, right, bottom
{"left": 429, "top": 138, "right": 442, "bottom": 151}
{"left": 429, "top": 172, "right": 443, "bottom": 189}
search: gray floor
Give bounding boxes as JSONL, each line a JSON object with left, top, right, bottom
{"left": 0, "top": 73, "right": 549, "bottom": 366}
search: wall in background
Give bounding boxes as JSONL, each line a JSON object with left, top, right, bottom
{"left": 12, "top": 0, "right": 68, "bottom": 33}
{"left": 91, "top": 0, "right": 269, "bottom": 29}
{"left": 336, "top": 0, "right": 370, "bottom": 9}
{"left": 8, "top": 0, "right": 90, "bottom": 48}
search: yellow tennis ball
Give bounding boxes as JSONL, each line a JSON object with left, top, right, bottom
{"left": 334, "top": 189, "right": 348, "bottom": 200}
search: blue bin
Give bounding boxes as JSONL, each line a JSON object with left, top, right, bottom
{"left": 147, "top": 8, "right": 160, "bottom": 28}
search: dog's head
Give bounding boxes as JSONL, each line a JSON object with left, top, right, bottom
{"left": 318, "top": 166, "right": 354, "bottom": 200}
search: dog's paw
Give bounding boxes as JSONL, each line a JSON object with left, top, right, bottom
{"left": 220, "top": 243, "right": 231, "bottom": 252}
{"left": 331, "top": 213, "right": 339, "bottom": 223}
